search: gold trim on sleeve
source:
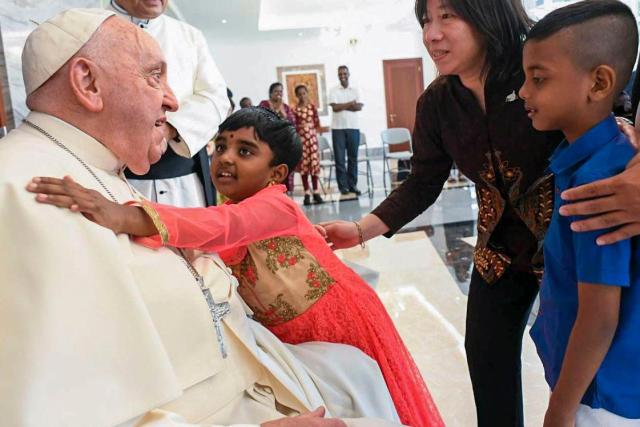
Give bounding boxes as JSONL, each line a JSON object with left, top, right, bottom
{"left": 140, "top": 200, "right": 170, "bottom": 244}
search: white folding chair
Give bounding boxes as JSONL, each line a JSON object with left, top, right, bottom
{"left": 357, "top": 132, "right": 374, "bottom": 197}
{"left": 318, "top": 135, "right": 335, "bottom": 194}
{"left": 381, "top": 128, "right": 413, "bottom": 193}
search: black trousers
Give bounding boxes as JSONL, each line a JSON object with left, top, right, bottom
{"left": 465, "top": 267, "right": 539, "bottom": 427}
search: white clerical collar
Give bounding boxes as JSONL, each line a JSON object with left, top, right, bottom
{"left": 22, "top": 112, "right": 124, "bottom": 174}
{"left": 110, "top": 0, "right": 157, "bottom": 30}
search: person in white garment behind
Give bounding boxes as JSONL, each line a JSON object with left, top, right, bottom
{"left": 0, "top": 9, "right": 403, "bottom": 427}
{"left": 109, "top": 0, "right": 229, "bottom": 208}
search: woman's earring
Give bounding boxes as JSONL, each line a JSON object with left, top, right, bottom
{"left": 268, "top": 179, "right": 277, "bottom": 187}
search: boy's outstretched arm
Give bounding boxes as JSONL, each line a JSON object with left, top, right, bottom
{"left": 544, "top": 282, "right": 621, "bottom": 427}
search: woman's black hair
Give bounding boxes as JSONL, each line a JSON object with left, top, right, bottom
{"left": 268, "top": 82, "right": 283, "bottom": 95}
{"left": 294, "top": 84, "right": 307, "bottom": 96}
{"left": 218, "top": 107, "right": 302, "bottom": 172}
{"left": 415, "top": 0, "right": 533, "bottom": 81}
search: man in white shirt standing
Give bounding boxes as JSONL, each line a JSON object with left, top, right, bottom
{"left": 110, "top": 0, "right": 230, "bottom": 208}
{"left": 328, "top": 66, "right": 364, "bottom": 196}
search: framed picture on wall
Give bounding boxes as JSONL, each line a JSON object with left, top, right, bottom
{"left": 276, "top": 64, "right": 328, "bottom": 116}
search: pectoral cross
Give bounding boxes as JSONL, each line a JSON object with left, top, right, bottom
{"left": 199, "top": 276, "right": 231, "bottom": 359}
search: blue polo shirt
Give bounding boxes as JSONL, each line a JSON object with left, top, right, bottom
{"left": 531, "top": 115, "right": 640, "bottom": 418}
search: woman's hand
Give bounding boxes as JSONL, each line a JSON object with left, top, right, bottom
{"left": 26, "top": 176, "right": 130, "bottom": 234}
{"left": 318, "top": 220, "right": 361, "bottom": 249}
{"left": 319, "top": 214, "right": 390, "bottom": 249}
{"left": 560, "top": 152, "right": 640, "bottom": 245}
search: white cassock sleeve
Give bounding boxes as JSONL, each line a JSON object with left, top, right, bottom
{"left": 129, "top": 410, "right": 258, "bottom": 427}
{"left": 167, "top": 28, "right": 230, "bottom": 159}
{"left": 130, "top": 410, "right": 402, "bottom": 427}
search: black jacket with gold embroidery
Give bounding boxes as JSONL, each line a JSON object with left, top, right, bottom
{"left": 372, "top": 72, "right": 562, "bottom": 284}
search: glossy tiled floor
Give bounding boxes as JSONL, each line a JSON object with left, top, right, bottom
{"left": 294, "top": 168, "right": 548, "bottom": 426}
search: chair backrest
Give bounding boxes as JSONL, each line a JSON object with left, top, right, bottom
{"left": 358, "top": 132, "right": 369, "bottom": 157}
{"left": 318, "top": 135, "right": 333, "bottom": 160}
{"left": 381, "top": 128, "right": 412, "bottom": 153}
{"left": 359, "top": 131, "right": 367, "bottom": 146}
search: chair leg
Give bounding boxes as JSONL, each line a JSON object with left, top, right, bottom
{"left": 383, "top": 157, "right": 388, "bottom": 195}
{"left": 319, "top": 172, "right": 328, "bottom": 195}
{"left": 366, "top": 160, "right": 373, "bottom": 197}
{"left": 328, "top": 166, "right": 333, "bottom": 191}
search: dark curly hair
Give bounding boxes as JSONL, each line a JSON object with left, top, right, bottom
{"left": 217, "top": 107, "right": 302, "bottom": 172}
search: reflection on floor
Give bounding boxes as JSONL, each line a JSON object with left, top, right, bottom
{"left": 336, "top": 232, "right": 547, "bottom": 427}
{"left": 296, "top": 178, "right": 548, "bottom": 426}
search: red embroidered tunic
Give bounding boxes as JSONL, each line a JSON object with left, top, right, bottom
{"left": 137, "top": 185, "right": 443, "bottom": 427}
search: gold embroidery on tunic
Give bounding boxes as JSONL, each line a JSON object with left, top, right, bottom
{"left": 305, "top": 263, "right": 336, "bottom": 301}
{"left": 254, "top": 294, "right": 298, "bottom": 324}
{"left": 230, "top": 237, "right": 335, "bottom": 326}
{"left": 140, "top": 200, "right": 170, "bottom": 244}
{"left": 255, "top": 237, "right": 305, "bottom": 274}
{"left": 473, "top": 151, "right": 553, "bottom": 284}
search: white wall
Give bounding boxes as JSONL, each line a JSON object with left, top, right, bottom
{"left": 0, "top": 0, "right": 104, "bottom": 125}
{"left": 206, "top": 26, "right": 436, "bottom": 148}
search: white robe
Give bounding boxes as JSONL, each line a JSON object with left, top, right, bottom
{"left": 0, "top": 112, "right": 401, "bottom": 427}
{"left": 109, "top": 3, "right": 231, "bottom": 207}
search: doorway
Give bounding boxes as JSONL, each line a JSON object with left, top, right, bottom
{"left": 382, "top": 58, "right": 425, "bottom": 132}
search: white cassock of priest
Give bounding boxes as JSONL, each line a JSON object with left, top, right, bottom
{"left": 109, "top": 0, "right": 230, "bottom": 208}
{"left": 0, "top": 9, "right": 403, "bottom": 427}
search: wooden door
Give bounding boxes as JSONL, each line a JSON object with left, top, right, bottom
{"left": 383, "top": 58, "right": 425, "bottom": 132}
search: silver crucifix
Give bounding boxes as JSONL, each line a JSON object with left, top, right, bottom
{"left": 199, "top": 277, "right": 231, "bottom": 359}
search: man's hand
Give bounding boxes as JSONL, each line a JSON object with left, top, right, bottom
{"left": 616, "top": 117, "right": 639, "bottom": 149}
{"left": 261, "top": 407, "right": 347, "bottom": 427}
{"left": 347, "top": 101, "right": 364, "bottom": 112}
{"left": 559, "top": 153, "right": 640, "bottom": 245}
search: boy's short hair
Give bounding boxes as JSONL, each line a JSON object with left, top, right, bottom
{"left": 527, "top": 0, "right": 638, "bottom": 93}
{"left": 218, "top": 107, "right": 302, "bottom": 173}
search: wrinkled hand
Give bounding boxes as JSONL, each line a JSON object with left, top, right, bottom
{"left": 559, "top": 152, "right": 640, "bottom": 245}
{"left": 318, "top": 220, "right": 360, "bottom": 250}
{"left": 261, "top": 407, "right": 347, "bottom": 427}
{"left": 26, "top": 176, "right": 128, "bottom": 233}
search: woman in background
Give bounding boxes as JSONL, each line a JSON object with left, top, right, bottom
{"left": 260, "top": 82, "right": 297, "bottom": 193}
{"left": 294, "top": 84, "right": 324, "bottom": 205}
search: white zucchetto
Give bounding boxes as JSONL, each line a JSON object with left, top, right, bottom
{"left": 22, "top": 8, "right": 115, "bottom": 96}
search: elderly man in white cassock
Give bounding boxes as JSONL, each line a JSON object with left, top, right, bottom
{"left": 0, "top": 9, "right": 403, "bottom": 427}
{"left": 110, "top": 0, "right": 229, "bottom": 208}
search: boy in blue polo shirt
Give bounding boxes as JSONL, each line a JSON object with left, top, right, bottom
{"left": 518, "top": 0, "right": 640, "bottom": 425}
